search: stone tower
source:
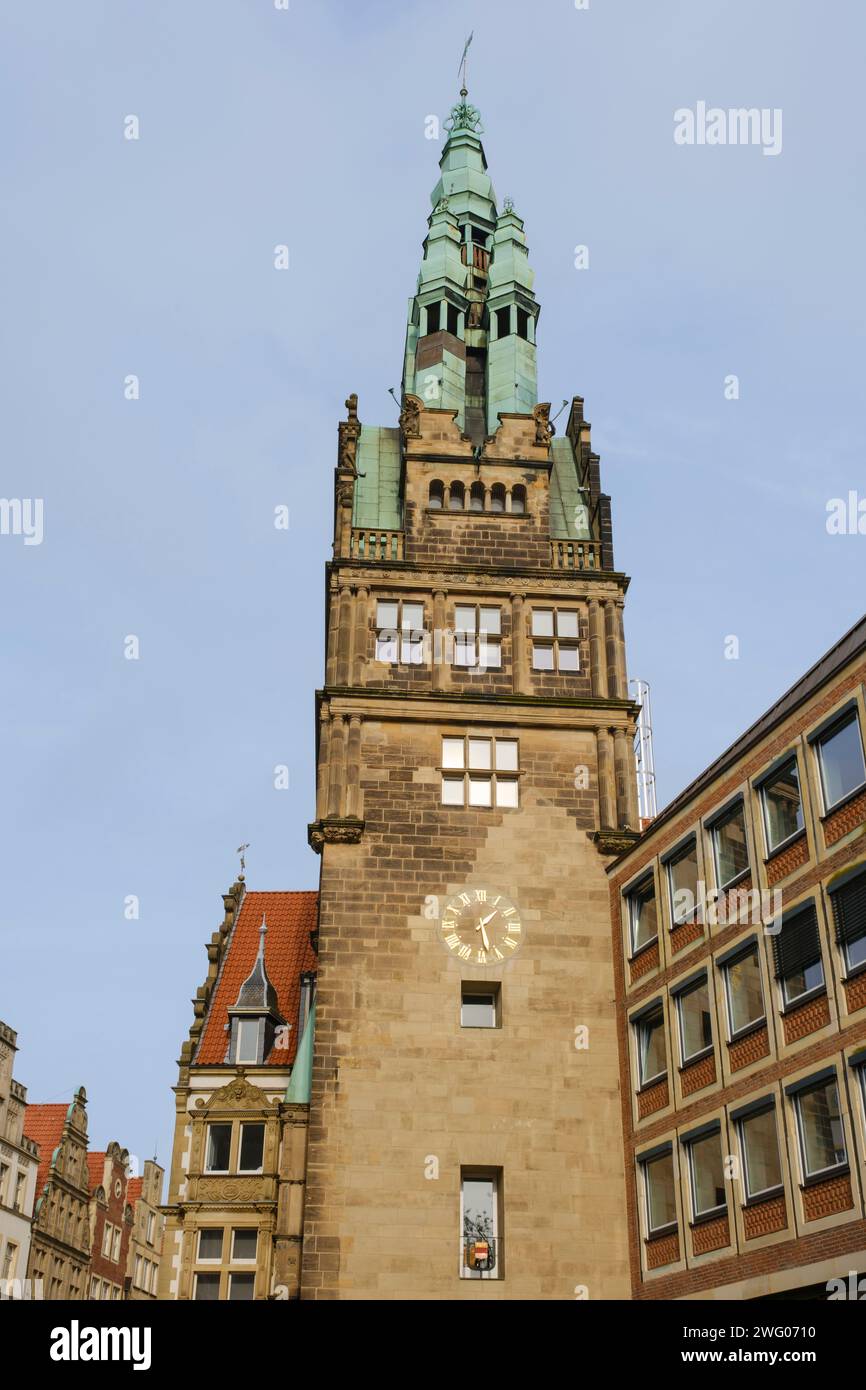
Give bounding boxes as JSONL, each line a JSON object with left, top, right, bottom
{"left": 302, "top": 88, "right": 639, "bottom": 1300}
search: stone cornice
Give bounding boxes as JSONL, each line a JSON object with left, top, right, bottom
{"left": 325, "top": 559, "right": 630, "bottom": 594}
{"left": 318, "top": 687, "right": 639, "bottom": 726}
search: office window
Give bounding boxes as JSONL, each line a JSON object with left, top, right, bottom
{"left": 627, "top": 876, "right": 657, "bottom": 954}
{"left": 829, "top": 867, "right": 866, "bottom": 975}
{"left": 794, "top": 1075, "right": 847, "bottom": 1180}
{"left": 687, "top": 1131, "right": 726, "bottom": 1219}
{"left": 711, "top": 803, "right": 749, "bottom": 889}
{"left": 205, "top": 1124, "right": 232, "bottom": 1173}
{"left": 197, "top": 1228, "right": 223, "bottom": 1263}
{"left": 676, "top": 977, "right": 713, "bottom": 1063}
{"left": 722, "top": 945, "right": 765, "bottom": 1037}
{"left": 461, "top": 983, "right": 500, "bottom": 1028}
{"left": 461, "top": 1171, "right": 500, "bottom": 1280}
{"left": 635, "top": 1006, "right": 666, "bottom": 1087}
{"left": 453, "top": 604, "right": 501, "bottom": 669}
{"left": 816, "top": 712, "right": 866, "bottom": 812}
{"left": 231, "top": 1229, "right": 258, "bottom": 1263}
{"left": 229, "top": 1273, "right": 255, "bottom": 1301}
{"left": 771, "top": 903, "right": 824, "bottom": 1006}
{"left": 440, "top": 736, "right": 519, "bottom": 809}
{"left": 667, "top": 840, "right": 699, "bottom": 925}
{"left": 737, "top": 1107, "right": 783, "bottom": 1200}
{"left": 643, "top": 1151, "right": 676, "bottom": 1235}
{"left": 376, "top": 599, "right": 426, "bottom": 665}
{"left": 194, "top": 1272, "right": 221, "bottom": 1301}
{"left": 238, "top": 1123, "right": 265, "bottom": 1173}
{"left": 761, "top": 758, "right": 804, "bottom": 852}
{"left": 531, "top": 608, "right": 579, "bottom": 672}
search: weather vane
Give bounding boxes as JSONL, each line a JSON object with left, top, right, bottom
{"left": 236, "top": 842, "right": 250, "bottom": 876}
{"left": 458, "top": 31, "right": 473, "bottom": 95}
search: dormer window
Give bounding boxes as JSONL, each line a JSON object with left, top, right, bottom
{"left": 226, "top": 918, "right": 285, "bottom": 1067}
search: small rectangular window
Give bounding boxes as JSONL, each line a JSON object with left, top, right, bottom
{"left": 461, "top": 1170, "right": 501, "bottom": 1280}
{"left": 426, "top": 302, "right": 441, "bottom": 334}
{"left": 197, "top": 1228, "right": 223, "bottom": 1262}
{"left": 194, "top": 1272, "right": 221, "bottom": 1301}
{"left": 452, "top": 605, "right": 501, "bottom": 670}
{"left": 627, "top": 877, "right": 657, "bottom": 954}
{"left": 676, "top": 977, "right": 713, "bottom": 1063}
{"left": 112, "top": 1228, "right": 121, "bottom": 1262}
{"left": 712, "top": 803, "right": 749, "bottom": 889}
{"left": 737, "top": 1107, "right": 782, "bottom": 1200}
{"left": 441, "top": 737, "right": 519, "bottom": 809}
{"left": 794, "top": 1076, "right": 847, "bottom": 1179}
{"left": 829, "top": 869, "right": 866, "bottom": 975}
{"left": 761, "top": 757, "right": 804, "bottom": 852}
{"left": 461, "top": 984, "right": 500, "bottom": 1028}
{"left": 496, "top": 307, "right": 511, "bottom": 338}
{"left": 229, "top": 1272, "right": 255, "bottom": 1301}
{"left": 531, "top": 608, "right": 580, "bottom": 673}
{"left": 686, "top": 1131, "right": 726, "bottom": 1219}
{"left": 668, "top": 841, "right": 699, "bottom": 925}
{"left": 231, "top": 1229, "right": 258, "bottom": 1263}
{"left": 722, "top": 946, "right": 765, "bottom": 1037}
{"left": 516, "top": 307, "right": 529, "bottom": 339}
{"left": 643, "top": 1151, "right": 676, "bottom": 1235}
{"left": 376, "top": 599, "right": 425, "bottom": 665}
{"left": 205, "top": 1124, "right": 232, "bottom": 1173}
{"left": 446, "top": 304, "right": 460, "bottom": 336}
{"left": 238, "top": 1123, "right": 265, "bottom": 1173}
{"left": 771, "top": 904, "right": 824, "bottom": 1006}
{"left": 816, "top": 713, "right": 866, "bottom": 811}
{"left": 635, "top": 1006, "right": 666, "bottom": 1087}
{"left": 236, "top": 1018, "right": 259, "bottom": 1065}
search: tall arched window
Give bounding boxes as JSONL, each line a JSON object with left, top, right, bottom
{"left": 511, "top": 485, "right": 526, "bottom": 515}
{"left": 469, "top": 482, "right": 485, "bottom": 512}
{"left": 490, "top": 483, "right": 506, "bottom": 513}
{"left": 449, "top": 481, "right": 465, "bottom": 511}
{"left": 428, "top": 480, "right": 444, "bottom": 510}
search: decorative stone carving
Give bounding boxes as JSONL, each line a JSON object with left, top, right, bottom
{"left": 307, "top": 816, "right": 366, "bottom": 853}
{"left": 195, "top": 1178, "right": 268, "bottom": 1202}
{"left": 399, "top": 394, "right": 423, "bottom": 440}
{"left": 338, "top": 393, "right": 362, "bottom": 476}
{"left": 589, "top": 828, "right": 641, "bottom": 856}
{"left": 194, "top": 1075, "right": 277, "bottom": 1112}
{"left": 533, "top": 402, "right": 554, "bottom": 446}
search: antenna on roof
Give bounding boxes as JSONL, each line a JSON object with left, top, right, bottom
{"left": 629, "top": 679, "right": 658, "bottom": 825}
{"left": 236, "top": 842, "right": 250, "bottom": 879}
{"left": 550, "top": 398, "right": 569, "bottom": 426}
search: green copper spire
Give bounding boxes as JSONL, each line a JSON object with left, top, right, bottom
{"left": 285, "top": 1002, "right": 315, "bottom": 1104}
{"left": 402, "top": 86, "right": 540, "bottom": 445}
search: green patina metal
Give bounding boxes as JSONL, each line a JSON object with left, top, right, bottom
{"left": 352, "top": 426, "right": 402, "bottom": 531}
{"left": 549, "top": 437, "right": 592, "bottom": 540}
{"left": 285, "top": 1002, "right": 315, "bottom": 1104}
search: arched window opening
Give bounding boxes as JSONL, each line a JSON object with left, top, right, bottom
{"left": 449, "top": 481, "right": 466, "bottom": 511}
{"left": 490, "top": 483, "right": 506, "bottom": 513}
{"left": 428, "top": 480, "right": 444, "bottom": 510}
{"left": 511, "top": 485, "right": 526, "bottom": 515}
{"left": 469, "top": 482, "right": 485, "bottom": 512}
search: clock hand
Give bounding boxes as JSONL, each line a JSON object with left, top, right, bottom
{"left": 474, "top": 920, "right": 490, "bottom": 951}
{"left": 478, "top": 911, "right": 497, "bottom": 929}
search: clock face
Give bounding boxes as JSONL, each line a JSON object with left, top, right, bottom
{"left": 440, "top": 888, "right": 523, "bottom": 965}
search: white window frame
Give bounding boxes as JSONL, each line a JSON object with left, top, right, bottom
{"left": 530, "top": 608, "right": 580, "bottom": 672}
{"left": 375, "top": 599, "right": 427, "bottom": 665}
{"left": 452, "top": 604, "right": 501, "bottom": 669}
{"left": 440, "top": 736, "right": 519, "bottom": 809}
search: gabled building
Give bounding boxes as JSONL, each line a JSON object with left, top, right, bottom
{"left": 0, "top": 1021, "right": 39, "bottom": 1296}
{"left": 87, "top": 1144, "right": 133, "bottom": 1300}
{"left": 160, "top": 880, "right": 318, "bottom": 1300}
{"left": 25, "top": 1088, "right": 91, "bottom": 1300}
{"left": 125, "top": 1159, "right": 165, "bottom": 1299}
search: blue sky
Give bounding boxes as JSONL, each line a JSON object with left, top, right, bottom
{"left": 2, "top": 0, "right": 864, "bottom": 1178}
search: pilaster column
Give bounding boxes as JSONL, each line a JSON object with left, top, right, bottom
{"left": 345, "top": 715, "right": 362, "bottom": 818}
{"left": 596, "top": 727, "right": 615, "bottom": 829}
{"left": 432, "top": 589, "right": 446, "bottom": 691}
{"left": 316, "top": 706, "right": 330, "bottom": 820}
{"left": 511, "top": 593, "right": 525, "bottom": 694}
{"left": 327, "top": 715, "right": 347, "bottom": 818}
{"left": 604, "top": 600, "right": 620, "bottom": 699}
{"left": 325, "top": 582, "right": 339, "bottom": 686}
{"left": 335, "top": 584, "right": 353, "bottom": 687}
{"left": 589, "top": 598, "right": 606, "bottom": 698}
{"left": 352, "top": 586, "right": 369, "bottom": 685}
{"left": 613, "top": 726, "right": 637, "bottom": 830}
{"left": 614, "top": 599, "right": 628, "bottom": 701}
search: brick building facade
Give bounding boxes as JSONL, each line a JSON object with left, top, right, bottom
{"left": 87, "top": 1144, "right": 133, "bottom": 1299}
{"left": 610, "top": 617, "right": 866, "bottom": 1298}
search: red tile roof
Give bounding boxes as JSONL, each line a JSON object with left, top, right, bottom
{"left": 126, "top": 1177, "right": 144, "bottom": 1205}
{"left": 195, "top": 890, "right": 318, "bottom": 1068}
{"left": 23, "top": 1104, "right": 69, "bottom": 1197}
{"left": 87, "top": 1152, "right": 107, "bottom": 1193}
